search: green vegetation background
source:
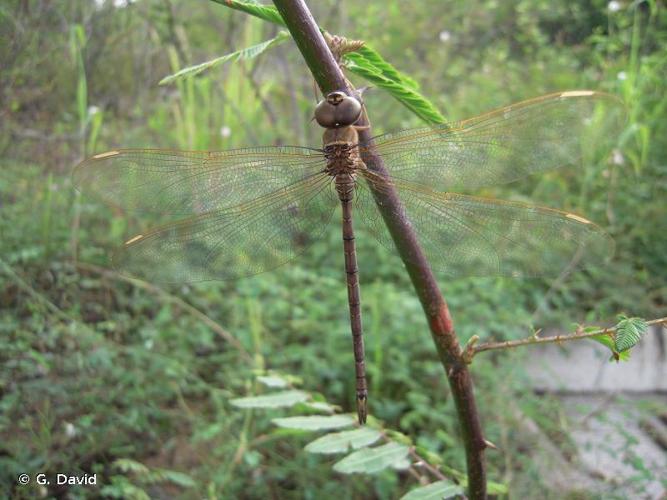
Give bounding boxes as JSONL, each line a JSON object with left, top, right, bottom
{"left": 1, "top": 0, "right": 665, "bottom": 498}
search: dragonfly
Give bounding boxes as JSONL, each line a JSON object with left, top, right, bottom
{"left": 73, "top": 90, "right": 624, "bottom": 424}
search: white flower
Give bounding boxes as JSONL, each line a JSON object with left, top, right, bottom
{"left": 220, "top": 126, "right": 232, "bottom": 138}
{"left": 439, "top": 30, "right": 451, "bottom": 43}
{"left": 617, "top": 71, "right": 627, "bottom": 81}
{"left": 88, "top": 105, "right": 100, "bottom": 116}
{"left": 113, "top": 0, "right": 133, "bottom": 7}
{"left": 612, "top": 149, "right": 625, "bottom": 166}
{"left": 64, "top": 422, "right": 78, "bottom": 438}
{"left": 608, "top": 1, "right": 622, "bottom": 12}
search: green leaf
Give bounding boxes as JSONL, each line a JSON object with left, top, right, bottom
{"left": 230, "top": 390, "right": 308, "bottom": 408}
{"left": 273, "top": 415, "right": 355, "bottom": 431}
{"left": 591, "top": 333, "right": 615, "bottom": 350}
{"left": 400, "top": 480, "right": 464, "bottom": 499}
{"left": 304, "top": 427, "right": 381, "bottom": 454}
{"left": 385, "top": 429, "right": 412, "bottom": 446}
{"left": 243, "top": 450, "right": 262, "bottom": 467}
{"left": 614, "top": 315, "right": 647, "bottom": 352}
{"left": 100, "top": 478, "right": 150, "bottom": 500}
{"left": 333, "top": 442, "right": 410, "bottom": 474}
{"left": 302, "top": 401, "right": 336, "bottom": 413}
{"left": 487, "top": 480, "right": 509, "bottom": 495}
{"left": 355, "top": 45, "right": 419, "bottom": 90}
{"left": 152, "top": 469, "right": 196, "bottom": 488}
{"left": 590, "top": 333, "right": 631, "bottom": 362}
{"left": 210, "top": 0, "right": 286, "bottom": 26}
{"left": 257, "top": 375, "right": 288, "bottom": 388}
{"left": 344, "top": 52, "right": 446, "bottom": 124}
{"left": 159, "top": 31, "right": 290, "bottom": 85}
{"left": 113, "top": 458, "right": 150, "bottom": 475}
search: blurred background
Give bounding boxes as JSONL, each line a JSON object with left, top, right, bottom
{"left": 1, "top": 0, "right": 665, "bottom": 498}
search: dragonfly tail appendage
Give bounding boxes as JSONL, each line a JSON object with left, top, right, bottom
{"left": 356, "top": 393, "right": 368, "bottom": 425}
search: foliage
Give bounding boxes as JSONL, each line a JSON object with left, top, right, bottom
{"left": 590, "top": 315, "right": 649, "bottom": 361}
{"left": 590, "top": 329, "right": 632, "bottom": 362}
{"left": 210, "top": 0, "right": 287, "bottom": 26}
{"left": 230, "top": 389, "right": 309, "bottom": 408}
{"left": 343, "top": 47, "right": 446, "bottom": 124}
{"left": 305, "top": 427, "right": 382, "bottom": 453}
{"left": 229, "top": 372, "right": 487, "bottom": 497}
{"left": 401, "top": 480, "right": 464, "bottom": 500}
{"left": 159, "top": 30, "right": 291, "bottom": 85}
{"left": 1, "top": 0, "right": 666, "bottom": 498}
{"left": 101, "top": 459, "right": 195, "bottom": 500}
{"left": 211, "top": 0, "right": 447, "bottom": 123}
{"left": 613, "top": 315, "right": 648, "bottom": 353}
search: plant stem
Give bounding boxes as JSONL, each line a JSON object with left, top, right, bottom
{"left": 474, "top": 317, "right": 667, "bottom": 356}
{"left": 271, "top": 0, "right": 487, "bottom": 496}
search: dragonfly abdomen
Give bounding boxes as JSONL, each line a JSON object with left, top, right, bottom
{"left": 337, "top": 169, "right": 367, "bottom": 424}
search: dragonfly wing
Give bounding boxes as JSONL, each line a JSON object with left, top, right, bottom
{"left": 113, "top": 175, "right": 338, "bottom": 283}
{"left": 73, "top": 147, "right": 326, "bottom": 215}
{"left": 356, "top": 175, "right": 613, "bottom": 278}
{"left": 366, "top": 91, "right": 625, "bottom": 191}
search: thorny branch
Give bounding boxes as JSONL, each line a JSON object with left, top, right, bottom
{"left": 468, "top": 317, "right": 667, "bottom": 359}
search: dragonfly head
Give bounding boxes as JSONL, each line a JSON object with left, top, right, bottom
{"left": 315, "top": 91, "right": 362, "bottom": 129}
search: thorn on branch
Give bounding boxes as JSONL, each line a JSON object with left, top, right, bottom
{"left": 462, "top": 335, "right": 479, "bottom": 363}
{"left": 483, "top": 439, "right": 499, "bottom": 450}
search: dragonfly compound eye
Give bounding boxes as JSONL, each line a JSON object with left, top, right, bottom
{"left": 315, "top": 92, "right": 363, "bottom": 128}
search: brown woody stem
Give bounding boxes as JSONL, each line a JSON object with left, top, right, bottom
{"left": 271, "top": 0, "right": 487, "bottom": 497}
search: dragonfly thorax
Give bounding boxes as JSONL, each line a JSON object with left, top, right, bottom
{"left": 323, "top": 126, "right": 364, "bottom": 178}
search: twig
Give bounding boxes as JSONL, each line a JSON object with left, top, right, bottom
{"left": 0, "top": 258, "right": 79, "bottom": 326}
{"left": 376, "top": 428, "right": 462, "bottom": 485}
{"left": 407, "top": 448, "right": 449, "bottom": 482}
{"left": 473, "top": 317, "right": 667, "bottom": 356}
